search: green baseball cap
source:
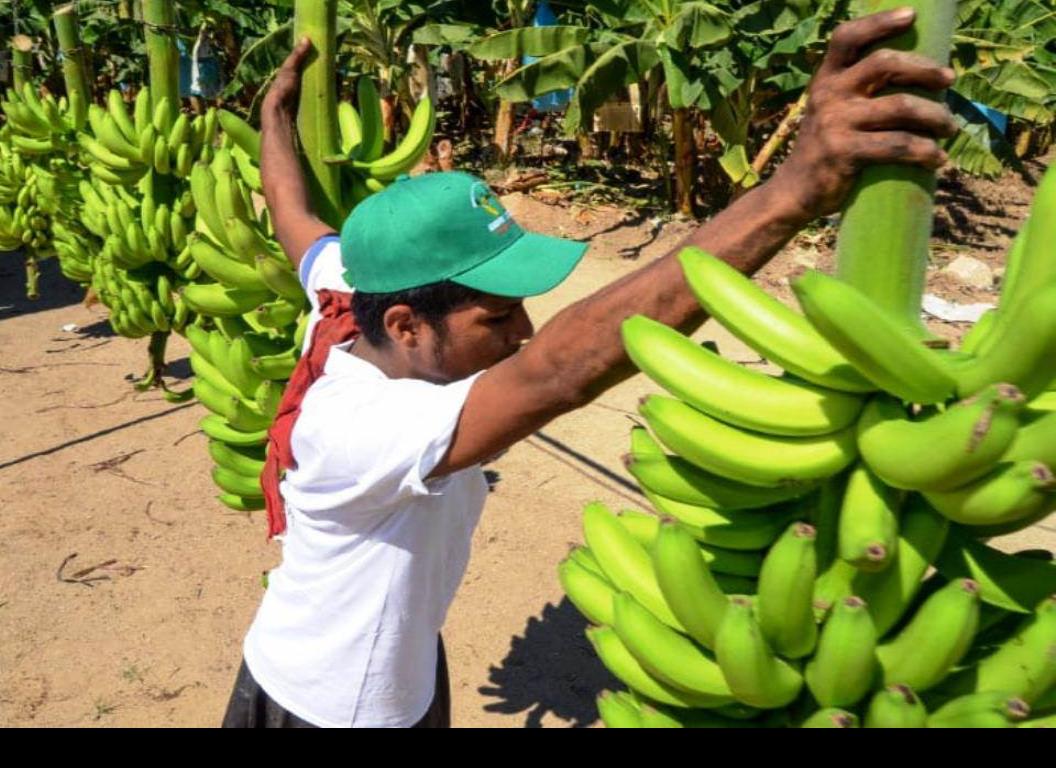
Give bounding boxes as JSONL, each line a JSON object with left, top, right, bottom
{"left": 340, "top": 171, "right": 588, "bottom": 296}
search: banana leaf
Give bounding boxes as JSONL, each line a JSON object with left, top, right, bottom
{"left": 656, "top": 44, "right": 704, "bottom": 110}
{"left": 956, "top": 65, "right": 1056, "bottom": 124}
{"left": 468, "top": 25, "right": 592, "bottom": 61}
{"left": 943, "top": 89, "right": 1020, "bottom": 178}
{"left": 412, "top": 22, "right": 483, "bottom": 46}
{"left": 494, "top": 42, "right": 611, "bottom": 102}
{"left": 657, "top": 2, "right": 731, "bottom": 50}
{"left": 563, "top": 40, "right": 661, "bottom": 134}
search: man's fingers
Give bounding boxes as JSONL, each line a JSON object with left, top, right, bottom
{"left": 846, "top": 49, "right": 956, "bottom": 96}
{"left": 820, "top": 7, "right": 917, "bottom": 74}
{"left": 850, "top": 93, "right": 959, "bottom": 138}
{"left": 280, "top": 36, "right": 313, "bottom": 73}
{"left": 853, "top": 131, "right": 949, "bottom": 170}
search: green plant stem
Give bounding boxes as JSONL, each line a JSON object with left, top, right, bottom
{"left": 24, "top": 256, "right": 39, "bottom": 300}
{"left": 142, "top": 0, "right": 180, "bottom": 128}
{"left": 294, "top": 0, "right": 343, "bottom": 229}
{"left": 11, "top": 35, "right": 34, "bottom": 92}
{"left": 53, "top": 4, "right": 91, "bottom": 127}
{"left": 835, "top": 0, "right": 958, "bottom": 333}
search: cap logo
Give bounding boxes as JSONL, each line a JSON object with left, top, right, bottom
{"left": 470, "top": 181, "right": 512, "bottom": 235}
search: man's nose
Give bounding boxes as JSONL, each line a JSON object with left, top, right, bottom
{"left": 512, "top": 307, "right": 534, "bottom": 344}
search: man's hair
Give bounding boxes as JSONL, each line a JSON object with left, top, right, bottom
{"left": 351, "top": 281, "right": 488, "bottom": 346}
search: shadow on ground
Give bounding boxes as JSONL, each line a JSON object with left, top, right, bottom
{"left": 477, "top": 597, "right": 618, "bottom": 728}
{"left": 0, "top": 253, "right": 86, "bottom": 319}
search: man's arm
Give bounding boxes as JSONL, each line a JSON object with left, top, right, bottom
{"left": 432, "top": 8, "right": 958, "bottom": 477}
{"left": 259, "top": 37, "right": 335, "bottom": 271}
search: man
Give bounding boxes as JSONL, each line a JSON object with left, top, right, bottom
{"left": 223, "top": 8, "right": 958, "bottom": 728}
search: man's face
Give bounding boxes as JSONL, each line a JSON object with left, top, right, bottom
{"left": 421, "top": 295, "right": 534, "bottom": 383}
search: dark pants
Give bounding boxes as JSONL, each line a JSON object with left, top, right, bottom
{"left": 222, "top": 636, "right": 451, "bottom": 728}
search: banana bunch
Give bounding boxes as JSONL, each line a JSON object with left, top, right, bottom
{"left": 80, "top": 88, "right": 218, "bottom": 185}
{"left": 323, "top": 77, "right": 436, "bottom": 210}
{"left": 183, "top": 315, "right": 305, "bottom": 511}
{"left": 90, "top": 256, "right": 189, "bottom": 339}
{"left": 0, "top": 81, "right": 83, "bottom": 155}
{"left": 565, "top": 178, "right": 1055, "bottom": 724}
{"left": 0, "top": 143, "right": 52, "bottom": 253}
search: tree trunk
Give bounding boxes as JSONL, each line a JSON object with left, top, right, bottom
{"left": 672, "top": 107, "right": 695, "bottom": 216}
{"left": 492, "top": 59, "right": 518, "bottom": 164}
{"left": 11, "top": 35, "right": 34, "bottom": 92}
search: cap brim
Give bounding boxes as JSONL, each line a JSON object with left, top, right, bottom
{"left": 449, "top": 232, "right": 588, "bottom": 298}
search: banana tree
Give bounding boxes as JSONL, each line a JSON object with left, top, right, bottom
{"left": 943, "top": 0, "right": 1056, "bottom": 175}
{"left": 476, "top": 0, "right": 733, "bottom": 214}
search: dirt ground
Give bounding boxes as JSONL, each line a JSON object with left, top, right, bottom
{"left": 1, "top": 158, "right": 1053, "bottom": 728}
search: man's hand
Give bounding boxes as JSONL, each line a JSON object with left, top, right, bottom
{"left": 261, "top": 36, "right": 313, "bottom": 122}
{"left": 260, "top": 36, "right": 336, "bottom": 270}
{"left": 771, "top": 8, "right": 959, "bottom": 220}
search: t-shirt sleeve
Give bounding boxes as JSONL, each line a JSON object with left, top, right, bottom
{"left": 300, "top": 235, "right": 349, "bottom": 311}
{"left": 343, "top": 373, "right": 482, "bottom": 504}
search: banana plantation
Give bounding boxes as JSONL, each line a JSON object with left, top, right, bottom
{"left": 1, "top": 0, "right": 1054, "bottom": 728}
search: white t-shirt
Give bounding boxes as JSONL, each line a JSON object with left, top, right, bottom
{"left": 243, "top": 238, "right": 488, "bottom": 727}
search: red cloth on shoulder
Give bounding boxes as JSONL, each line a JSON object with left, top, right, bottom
{"left": 262, "top": 289, "right": 360, "bottom": 538}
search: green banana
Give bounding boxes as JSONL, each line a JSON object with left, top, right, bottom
{"left": 800, "top": 709, "right": 859, "bottom": 728}
{"left": 626, "top": 453, "right": 815, "bottom": 510}
{"left": 805, "top": 596, "right": 879, "bottom": 708}
{"left": 614, "top": 509, "right": 658, "bottom": 547}
{"left": 640, "top": 395, "right": 857, "bottom": 487}
{"left": 181, "top": 284, "right": 270, "bottom": 317}
{"left": 596, "top": 691, "right": 643, "bottom": 728}
{"left": 211, "top": 465, "right": 263, "bottom": 499}
{"left": 106, "top": 89, "right": 136, "bottom": 142}
{"left": 612, "top": 592, "right": 734, "bottom": 704}
{"left": 337, "top": 100, "right": 363, "bottom": 155}
{"left": 569, "top": 546, "right": 607, "bottom": 580}
{"left": 189, "top": 236, "right": 270, "bottom": 292}
{"left": 959, "top": 308, "right": 998, "bottom": 355}
{"left": 199, "top": 414, "right": 268, "bottom": 447}
{"left": 622, "top": 315, "right": 864, "bottom": 437}
{"left": 851, "top": 495, "right": 950, "bottom": 636}
{"left": 586, "top": 626, "right": 720, "bottom": 709}
{"left": 857, "top": 387, "right": 1024, "bottom": 492}
{"left": 924, "top": 460, "right": 1055, "bottom": 527}
{"left": 352, "top": 77, "right": 385, "bottom": 163}
{"left": 941, "top": 595, "right": 1056, "bottom": 704}
{"left": 652, "top": 520, "right": 729, "bottom": 649}
{"left": 643, "top": 489, "right": 796, "bottom": 550}
{"left": 714, "top": 597, "right": 804, "bottom": 709}
{"left": 255, "top": 255, "right": 306, "bottom": 302}
{"left": 757, "top": 522, "right": 818, "bottom": 659}
{"left": 926, "top": 691, "right": 1030, "bottom": 728}
{"left": 217, "top": 493, "right": 266, "bottom": 512}
{"left": 677, "top": 248, "right": 873, "bottom": 393}
{"left": 254, "top": 299, "right": 303, "bottom": 329}
{"left": 582, "top": 502, "right": 687, "bottom": 633}
{"left": 558, "top": 557, "right": 617, "bottom": 626}
{"left": 190, "top": 351, "right": 241, "bottom": 398}
{"left": 189, "top": 162, "right": 233, "bottom": 251}
{"left": 1006, "top": 410, "right": 1056, "bottom": 467}
{"left": 208, "top": 440, "right": 266, "bottom": 477}
{"left": 864, "top": 684, "right": 928, "bottom": 728}
{"left": 877, "top": 578, "right": 981, "bottom": 692}
{"left": 353, "top": 97, "right": 435, "bottom": 180}
{"left": 251, "top": 349, "right": 299, "bottom": 380}
{"left": 217, "top": 109, "right": 261, "bottom": 163}
{"left": 133, "top": 86, "right": 152, "bottom": 136}
{"left": 935, "top": 526, "right": 1056, "bottom": 613}
{"left": 792, "top": 270, "right": 956, "bottom": 404}
{"left": 951, "top": 282, "right": 1056, "bottom": 400}
{"left": 838, "top": 464, "right": 901, "bottom": 571}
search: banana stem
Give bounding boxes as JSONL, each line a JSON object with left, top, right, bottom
{"left": 137, "top": 330, "right": 170, "bottom": 391}
{"left": 53, "top": 4, "right": 91, "bottom": 128}
{"left": 751, "top": 91, "right": 808, "bottom": 177}
{"left": 25, "top": 255, "right": 39, "bottom": 300}
{"left": 835, "top": 0, "right": 958, "bottom": 333}
{"left": 142, "top": 0, "right": 180, "bottom": 128}
{"left": 11, "top": 35, "right": 34, "bottom": 92}
{"left": 294, "top": 0, "right": 343, "bottom": 229}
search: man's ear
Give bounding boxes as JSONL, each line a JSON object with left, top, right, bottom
{"left": 383, "top": 304, "right": 420, "bottom": 347}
